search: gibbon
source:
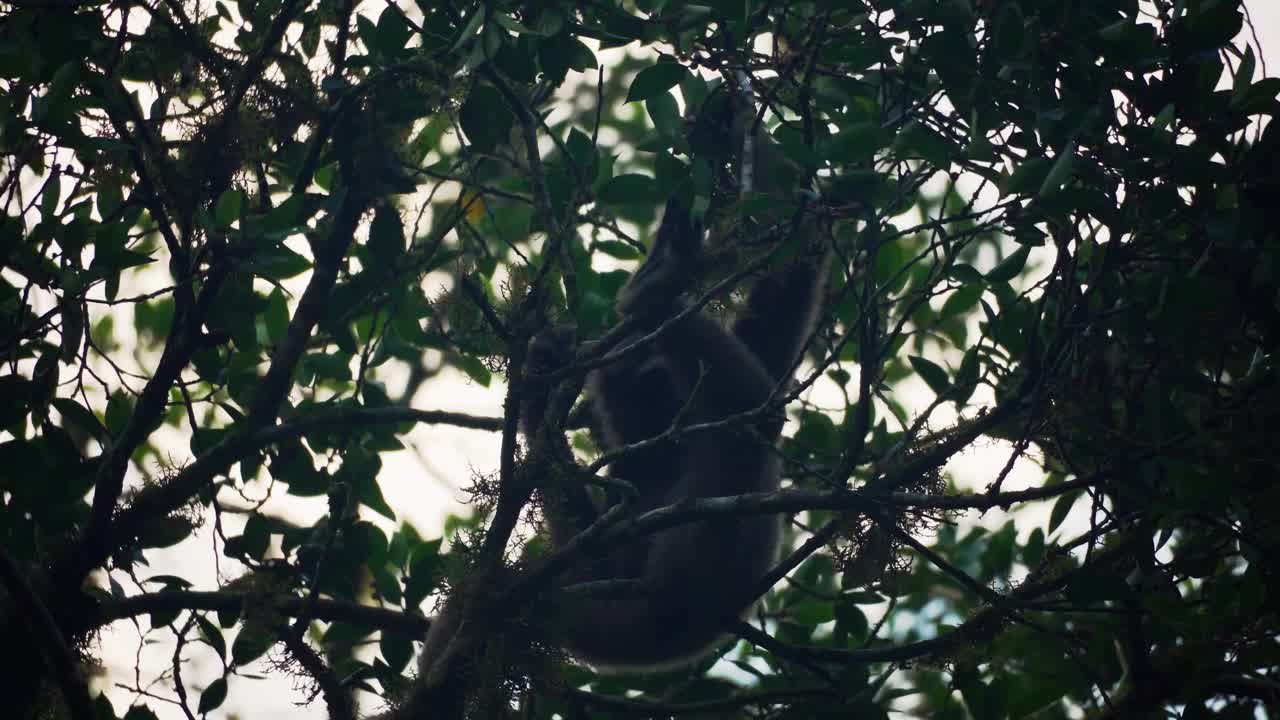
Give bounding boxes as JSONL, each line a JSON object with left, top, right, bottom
{"left": 519, "top": 83, "right": 831, "bottom": 669}
{"left": 524, "top": 189, "right": 829, "bottom": 671}
{"left": 405, "top": 84, "right": 831, "bottom": 712}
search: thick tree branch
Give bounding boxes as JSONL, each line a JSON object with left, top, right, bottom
{"left": 281, "top": 632, "right": 356, "bottom": 720}
{"left": 505, "top": 471, "right": 1100, "bottom": 635}
{"left": 0, "top": 547, "right": 95, "bottom": 720}
{"left": 591, "top": 474, "right": 1101, "bottom": 548}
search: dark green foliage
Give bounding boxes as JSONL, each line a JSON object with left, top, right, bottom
{"left": 0, "top": 0, "right": 1277, "bottom": 719}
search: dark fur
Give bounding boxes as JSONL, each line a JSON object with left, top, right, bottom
{"left": 528, "top": 197, "right": 830, "bottom": 671}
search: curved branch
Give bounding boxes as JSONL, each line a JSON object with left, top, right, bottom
{"left": 736, "top": 538, "right": 1136, "bottom": 668}
{"left": 96, "top": 590, "right": 430, "bottom": 636}
{"left": 504, "top": 471, "right": 1102, "bottom": 637}
{"left": 592, "top": 473, "right": 1101, "bottom": 550}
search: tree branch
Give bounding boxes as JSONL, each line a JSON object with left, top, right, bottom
{"left": 281, "top": 632, "right": 356, "bottom": 720}
{"left": 96, "top": 590, "right": 430, "bottom": 636}
{"left": 0, "top": 547, "right": 95, "bottom": 720}
{"left": 85, "top": 190, "right": 373, "bottom": 576}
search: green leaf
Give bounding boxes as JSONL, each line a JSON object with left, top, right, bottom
{"left": 596, "top": 174, "right": 659, "bottom": 205}
{"left": 91, "top": 245, "right": 155, "bottom": 273}
{"left": 654, "top": 150, "right": 690, "bottom": 193}
{"left": 41, "top": 170, "right": 62, "bottom": 220}
{"left": 137, "top": 516, "right": 191, "bottom": 549}
{"left": 1232, "top": 45, "right": 1256, "bottom": 101}
{"left": 53, "top": 398, "right": 107, "bottom": 443}
{"left": 494, "top": 13, "right": 538, "bottom": 36}
{"left": 230, "top": 620, "right": 278, "bottom": 666}
{"left": 535, "top": 10, "right": 566, "bottom": 37}
{"left": 124, "top": 704, "right": 159, "bottom": 720}
{"left": 453, "top": 353, "right": 491, "bottom": 387}
{"left": 372, "top": 5, "right": 413, "bottom": 59}
{"left": 909, "top": 355, "right": 950, "bottom": 395}
{"left": 304, "top": 352, "right": 353, "bottom": 383}
{"left": 1048, "top": 491, "right": 1079, "bottom": 534}
{"left": 241, "top": 513, "right": 270, "bottom": 560}
{"left": 564, "top": 127, "right": 598, "bottom": 181}
{"left": 1002, "top": 157, "right": 1052, "bottom": 196}
{"left": 953, "top": 348, "right": 980, "bottom": 404}
{"left": 104, "top": 389, "right": 132, "bottom": 438}
{"left": 594, "top": 240, "right": 640, "bottom": 260}
{"left": 793, "top": 410, "right": 839, "bottom": 456}
{"left": 381, "top": 631, "right": 413, "bottom": 672}
{"left": 374, "top": 565, "right": 403, "bottom": 604}
{"left": 264, "top": 287, "right": 289, "bottom": 345}
{"left": 216, "top": 602, "right": 240, "bottom": 629}
{"left": 981, "top": 523, "right": 1017, "bottom": 577}
{"left": 249, "top": 243, "right": 311, "bottom": 280}
{"left": 791, "top": 597, "right": 835, "bottom": 625}
{"left": 404, "top": 539, "right": 442, "bottom": 609}
{"left": 356, "top": 13, "right": 379, "bottom": 57}
{"left": 626, "top": 61, "right": 686, "bottom": 103}
{"left": 539, "top": 34, "right": 595, "bottom": 82}
{"left": 825, "top": 122, "right": 888, "bottom": 163}
{"left": 1038, "top": 143, "right": 1076, "bottom": 197}
{"left": 645, "top": 90, "right": 681, "bottom": 139}
{"left": 1023, "top": 527, "right": 1046, "bottom": 568}
{"left": 355, "top": 473, "right": 396, "bottom": 520}
{"left": 940, "top": 283, "right": 983, "bottom": 317}
{"left": 196, "top": 614, "right": 227, "bottom": 661}
{"left": 985, "top": 246, "right": 1031, "bottom": 283}
{"left": 459, "top": 84, "right": 513, "bottom": 154}
{"left": 264, "top": 194, "right": 307, "bottom": 232}
{"left": 948, "top": 263, "right": 985, "bottom": 284}
{"left": 990, "top": 1, "right": 1025, "bottom": 61}
{"left": 834, "top": 602, "right": 869, "bottom": 642}
{"left": 191, "top": 427, "right": 229, "bottom": 456}
{"left": 565, "top": 37, "right": 596, "bottom": 72}
{"left": 680, "top": 71, "right": 708, "bottom": 111}
{"left": 197, "top": 676, "right": 228, "bottom": 714}
{"left": 36, "top": 63, "right": 79, "bottom": 127}
{"left": 215, "top": 189, "right": 245, "bottom": 226}
{"left": 1234, "top": 77, "right": 1280, "bottom": 115}
{"left": 143, "top": 575, "right": 193, "bottom": 590}
{"left": 60, "top": 296, "right": 83, "bottom": 362}
{"left": 895, "top": 121, "right": 952, "bottom": 168}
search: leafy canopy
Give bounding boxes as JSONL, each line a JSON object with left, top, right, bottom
{"left": 0, "top": 0, "right": 1277, "bottom": 719}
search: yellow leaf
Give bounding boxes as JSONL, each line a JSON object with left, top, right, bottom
{"left": 461, "top": 192, "right": 486, "bottom": 221}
